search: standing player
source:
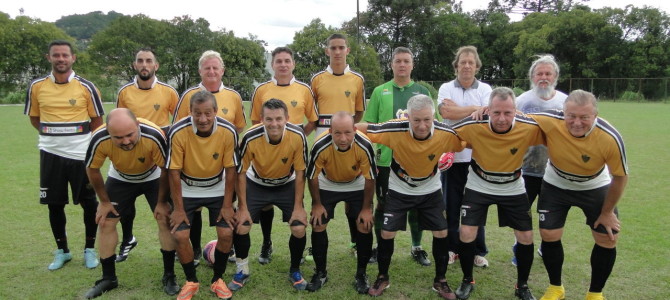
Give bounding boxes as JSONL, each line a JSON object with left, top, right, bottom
{"left": 451, "top": 87, "right": 542, "bottom": 300}
{"left": 363, "top": 47, "right": 435, "bottom": 266}
{"left": 167, "top": 91, "right": 239, "bottom": 300}
{"left": 24, "top": 40, "right": 104, "bottom": 270}
{"left": 358, "top": 95, "right": 464, "bottom": 299}
{"left": 310, "top": 33, "right": 366, "bottom": 258}
{"left": 305, "top": 112, "right": 376, "bottom": 293}
{"left": 173, "top": 50, "right": 247, "bottom": 265}
{"left": 232, "top": 99, "right": 309, "bottom": 291}
{"left": 532, "top": 90, "right": 628, "bottom": 300}
{"left": 249, "top": 47, "right": 317, "bottom": 265}
{"left": 511, "top": 54, "right": 567, "bottom": 266}
{"left": 437, "top": 45, "right": 491, "bottom": 267}
{"left": 83, "top": 109, "right": 179, "bottom": 298}
{"left": 115, "top": 48, "right": 179, "bottom": 263}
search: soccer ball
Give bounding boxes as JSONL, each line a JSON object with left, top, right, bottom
{"left": 203, "top": 240, "right": 217, "bottom": 266}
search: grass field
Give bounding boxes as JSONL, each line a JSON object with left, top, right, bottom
{"left": 0, "top": 102, "right": 668, "bottom": 299}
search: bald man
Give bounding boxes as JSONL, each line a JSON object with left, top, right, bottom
{"left": 83, "top": 108, "right": 178, "bottom": 298}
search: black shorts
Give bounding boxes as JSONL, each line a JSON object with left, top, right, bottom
{"left": 523, "top": 175, "right": 543, "bottom": 205}
{"left": 461, "top": 188, "right": 533, "bottom": 231}
{"left": 537, "top": 181, "right": 617, "bottom": 235}
{"left": 175, "top": 196, "right": 230, "bottom": 231}
{"left": 318, "top": 189, "right": 364, "bottom": 224}
{"left": 105, "top": 177, "right": 160, "bottom": 219}
{"left": 382, "top": 189, "right": 447, "bottom": 232}
{"left": 246, "top": 179, "right": 300, "bottom": 225}
{"left": 39, "top": 150, "right": 96, "bottom": 205}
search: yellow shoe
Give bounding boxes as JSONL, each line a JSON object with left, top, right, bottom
{"left": 540, "top": 285, "right": 565, "bottom": 300}
{"left": 210, "top": 278, "right": 232, "bottom": 299}
{"left": 177, "top": 281, "right": 199, "bottom": 300}
{"left": 585, "top": 292, "right": 606, "bottom": 300}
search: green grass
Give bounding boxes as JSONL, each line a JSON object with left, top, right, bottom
{"left": 0, "top": 102, "right": 668, "bottom": 299}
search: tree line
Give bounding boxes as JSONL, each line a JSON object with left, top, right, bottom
{"left": 2, "top": 0, "right": 669, "bottom": 102}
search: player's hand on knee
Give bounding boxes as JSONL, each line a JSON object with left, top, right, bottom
{"left": 594, "top": 212, "right": 620, "bottom": 241}
{"left": 290, "top": 207, "right": 308, "bottom": 227}
{"left": 170, "top": 209, "right": 189, "bottom": 234}
{"left": 310, "top": 204, "right": 327, "bottom": 227}
{"left": 153, "top": 201, "right": 170, "bottom": 220}
{"left": 95, "top": 201, "right": 118, "bottom": 225}
{"left": 218, "top": 206, "right": 235, "bottom": 228}
{"left": 358, "top": 208, "right": 374, "bottom": 232}
{"left": 234, "top": 208, "right": 252, "bottom": 230}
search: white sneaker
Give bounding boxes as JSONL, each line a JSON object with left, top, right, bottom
{"left": 448, "top": 251, "right": 458, "bottom": 265}
{"left": 474, "top": 255, "right": 488, "bottom": 267}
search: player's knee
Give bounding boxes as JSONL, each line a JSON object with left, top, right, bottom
{"left": 540, "top": 228, "right": 562, "bottom": 242}
{"left": 459, "top": 225, "right": 478, "bottom": 242}
{"left": 515, "top": 230, "right": 533, "bottom": 245}
{"left": 593, "top": 232, "right": 617, "bottom": 248}
{"left": 290, "top": 225, "right": 306, "bottom": 238}
{"left": 380, "top": 230, "right": 396, "bottom": 240}
{"left": 432, "top": 229, "right": 448, "bottom": 239}
{"left": 312, "top": 224, "right": 327, "bottom": 232}
{"left": 356, "top": 223, "right": 370, "bottom": 234}
{"left": 173, "top": 229, "right": 190, "bottom": 242}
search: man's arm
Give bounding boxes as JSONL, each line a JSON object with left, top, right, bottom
{"left": 288, "top": 170, "right": 307, "bottom": 226}
{"left": 304, "top": 121, "right": 316, "bottom": 136}
{"left": 30, "top": 116, "right": 40, "bottom": 131}
{"left": 308, "top": 176, "right": 326, "bottom": 227}
{"left": 594, "top": 175, "right": 628, "bottom": 240}
{"left": 354, "top": 111, "right": 364, "bottom": 123}
{"left": 168, "top": 169, "right": 188, "bottom": 233}
{"left": 354, "top": 122, "right": 369, "bottom": 135}
{"left": 90, "top": 116, "right": 103, "bottom": 132}
{"left": 153, "top": 167, "right": 171, "bottom": 220}
{"left": 439, "top": 99, "right": 481, "bottom": 121}
{"left": 218, "top": 167, "right": 236, "bottom": 228}
{"left": 85, "top": 167, "right": 117, "bottom": 225}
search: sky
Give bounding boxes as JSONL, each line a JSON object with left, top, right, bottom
{"left": 4, "top": 0, "right": 669, "bottom": 50}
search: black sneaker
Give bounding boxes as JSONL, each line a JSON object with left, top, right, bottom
{"left": 115, "top": 237, "right": 138, "bottom": 262}
{"left": 258, "top": 241, "right": 273, "bottom": 265}
{"left": 306, "top": 270, "right": 327, "bottom": 292}
{"left": 193, "top": 247, "right": 202, "bottom": 267}
{"left": 353, "top": 273, "right": 370, "bottom": 294}
{"left": 368, "top": 247, "right": 378, "bottom": 264}
{"left": 162, "top": 273, "right": 180, "bottom": 296}
{"left": 411, "top": 247, "right": 431, "bottom": 266}
{"left": 367, "top": 276, "right": 390, "bottom": 297}
{"left": 455, "top": 279, "right": 475, "bottom": 300}
{"left": 85, "top": 278, "right": 118, "bottom": 299}
{"left": 515, "top": 284, "right": 536, "bottom": 300}
{"left": 433, "top": 280, "right": 457, "bottom": 300}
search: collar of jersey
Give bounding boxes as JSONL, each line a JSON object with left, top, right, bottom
{"left": 263, "top": 124, "right": 286, "bottom": 144}
{"left": 49, "top": 71, "right": 75, "bottom": 83}
{"left": 454, "top": 79, "right": 480, "bottom": 90}
{"left": 198, "top": 82, "right": 224, "bottom": 93}
{"left": 134, "top": 76, "right": 158, "bottom": 89}
{"left": 326, "top": 65, "right": 350, "bottom": 75}
{"left": 190, "top": 116, "right": 217, "bottom": 134}
{"left": 271, "top": 76, "right": 296, "bottom": 86}
{"left": 391, "top": 80, "right": 415, "bottom": 90}
{"left": 581, "top": 117, "right": 599, "bottom": 138}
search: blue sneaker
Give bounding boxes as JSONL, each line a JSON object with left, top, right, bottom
{"left": 289, "top": 271, "right": 307, "bottom": 290}
{"left": 84, "top": 248, "right": 99, "bottom": 269}
{"left": 228, "top": 271, "right": 250, "bottom": 291}
{"left": 511, "top": 243, "right": 518, "bottom": 266}
{"left": 48, "top": 249, "right": 72, "bottom": 270}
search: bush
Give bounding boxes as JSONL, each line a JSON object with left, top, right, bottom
{"left": 513, "top": 87, "right": 525, "bottom": 97}
{"left": 619, "top": 90, "right": 645, "bottom": 101}
{"left": 416, "top": 80, "right": 439, "bottom": 100}
{"left": 0, "top": 91, "right": 25, "bottom": 104}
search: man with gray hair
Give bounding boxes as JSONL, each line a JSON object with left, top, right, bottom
{"left": 451, "top": 87, "right": 543, "bottom": 300}
{"left": 511, "top": 54, "right": 567, "bottom": 266}
{"left": 358, "top": 94, "right": 464, "bottom": 299}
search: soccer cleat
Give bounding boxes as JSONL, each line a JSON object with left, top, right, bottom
{"left": 455, "top": 279, "right": 475, "bottom": 300}
{"left": 177, "top": 281, "right": 199, "bottom": 300}
{"left": 162, "top": 273, "right": 180, "bottom": 296}
{"left": 368, "top": 247, "right": 378, "bottom": 264}
{"left": 368, "top": 276, "right": 390, "bottom": 297}
{"left": 48, "top": 249, "right": 72, "bottom": 270}
{"left": 411, "top": 247, "right": 431, "bottom": 266}
{"left": 353, "top": 273, "right": 370, "bottom": 294}
{"left": 585, "top": 292, "right": 606, "bottom": 300}
{"left": 227, "top": 271, "right": 250, "bottom": 291}
{"left": 306, "top": 270, "right": 328, "bottom": 292}
{"left": 474, "top": 255, "right": 489, "bottom": 268}
{"left": 515, "top": 283, "right": 537, "bottom": 300}
{"left": 84, "top": 248, "right": 99, "bottom": 269}
{"left": 305, "top": 246, "right": 314, "bottom": 262}
{"left": 193, "top": 247, "right": 202, "bottom": 267}
{"left": 210, "top": 278, "right": 232, "bottom": 299}
{"left": 258, "top": 241, "right": 273, "bottom": 265}
{"left": 84, "top": 278, "right": 118, "bottom": 299}
{"left": 539, "top": 285, "right": 565, "bottom": 300}
{"left": 448, "top": 251, "right": 459, "bottom": 265}
{"left": 289, "top": 271, "right": 308, "bottom": 290}
{"left": 433, "top": 280, "right": 457, "bottom": 300}
{"left": 115, "top": 236, "right": 138, "bottom": 262}
{"left": 228, "top": 247, "right": 236, "bottom": 263}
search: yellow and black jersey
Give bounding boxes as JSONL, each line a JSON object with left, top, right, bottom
{"left": 86, "top": 118, "right": 167, "bottom": 183}
{"left": 174, "top": 83, "right": 246, "bottom": 129}
{"left": 24, "top": 72, "right": 105, "bottom": 160}
{"left": 366, "top": 120, "right": 463, "bottom": 195}
{"left": 531, "top": 110, "right": 628, "bottom": 191}
{"left": 311, "top": 65, "right": 365, "bottom": 127}
{"left": 452, "top": 114, "right": 543, "bottom": 195}
{"left": 116, "top": 77, "right": 178, "bottom": 131}
{"left": 238, "top": 123, "right": 308, "bottom": 186}
{"left": 167, "top": 116, "right": 240, "bottom": 197}
{"left": 249, "top": 77, "right": 318, "bottom": 125}
{"left": 306, "top": 130, "right": 376, "bottom": 192}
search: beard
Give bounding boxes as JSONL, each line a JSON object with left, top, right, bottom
{"left": 137, "top": 70, "right": 154, "bottom": 81}
{"left": 532, "top": 80, "right": 556, "bottom": 99}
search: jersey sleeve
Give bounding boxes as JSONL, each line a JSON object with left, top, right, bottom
{"left": 86, "top": 85, "right": 105, "bottom": 118}
{"left": 174, "top": 92, "right": 191, "bottom": 122}
{"left": 167, "top": 132, "right": 185, "bottom": 170}
{"left": 222, "top": 127, "right": 240, "bottom": 169}
{"left": 304, "top": 88, "right": 318, "bottom": 122}
{"left": 85, "top": 128, "right": 109, "bottom": 169}
{"left": 293, "top": 133, "right": 308, "bottom": 171}
{"left": 355, "top": 78, "right": 366, "bottom": 112}
{"left": 26, "top": 82, "right": 40, "bottom": 117}
{"left": 233, "top": 93, "right": 247, "bottom": 130}
{"left": 250, "top": 87, "right": 263, "bottom": 123}
{"left": 365, "top": 123, "right": 391, "bottom": 147}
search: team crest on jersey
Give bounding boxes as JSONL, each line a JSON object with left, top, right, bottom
{"left": 510, "top": 147, "right": 518, "bottom": 155}
{"left": 281, "top": 157, "right": 288, "bottom": 164}
{"left": 428, "top": 154, "right": 435, "bottom": 161}
{"left": 68, "top": 99, "right": 76, "bottom": 106}
{"left": 581, "top": 154, "right": 591, "bottom": 163}
{"left": 395, "top": 109, "right": 409, "bottom": 120}
{"left": 222, "top": 108, "right": 228, "bottom": 115}
{"left": 351, "top": 165, "right": 358, "bottom": 171}
{"left": 290, "top": 100, "right": 298, "bottom": 107}
{"left": 213, "top": 152, "right": 220, "bottom": 160}
{"left": 138, "top": 157, "right": 145, "bottom": 163}
{"left": 153, "top": 104, "right": 160, "bottom": 111}
{"left": 345, "top": 90, "right": 351, "bottom": 97}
